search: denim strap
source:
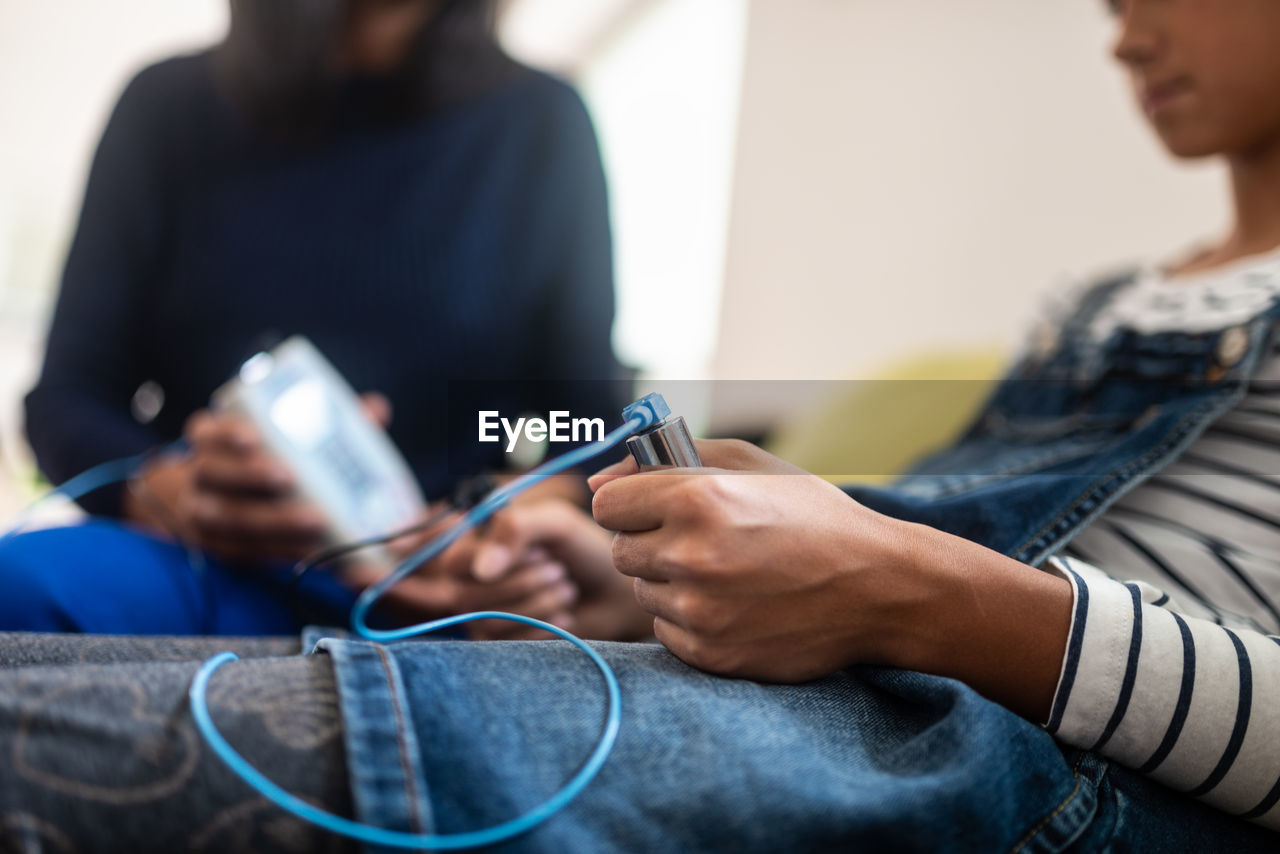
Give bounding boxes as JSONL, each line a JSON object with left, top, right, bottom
{"left": 316, "top": 638, "right": 436, "bottom": 849}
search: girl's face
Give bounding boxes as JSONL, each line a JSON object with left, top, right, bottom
{"left": 1108, "top": 0, "right": 1280, "bottom": 159}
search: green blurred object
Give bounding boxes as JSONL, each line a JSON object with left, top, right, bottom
{"left": 766, "top": 350, "right": 1008, "bottom": 485}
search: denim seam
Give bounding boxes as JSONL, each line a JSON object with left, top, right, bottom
{"left": 1012, "top": 394, "right": 1230, "bottom": 564}
{"left": 319, "top": 638, "right": 436, "bottom": 843}
{"left": 922, "top": 439, "right": 1116, "bottom": 499}
{"left": 975, "top": 440, "right": 1111, "bottom": 478}
{"left": 1007, "top": 752, "right": 1088, "bottom": 854}
{"left": 375, "top": 643, "right": 428, "bottom": 836}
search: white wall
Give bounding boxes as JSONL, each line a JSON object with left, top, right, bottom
{"left": 711, "top": 0, "right": 1229, "bottom": 428}
{"left": 0, "top": 1, "right": 228, "bottom": 299}
{"left": 580, "top": 0, "right": 747, "bottom": 380}
{"left": 0, "top": 1, "right": 228, "bottom": 513}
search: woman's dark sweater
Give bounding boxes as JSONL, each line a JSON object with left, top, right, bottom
{"left": 25, "top": 52, "right": 623, "bottom": 512}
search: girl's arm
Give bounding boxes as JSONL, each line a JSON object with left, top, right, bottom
{"left": 589, "top": 439, "right": 1280, "bottom": 830}
{"left": 1041, "top": 555, "right": 1280, "bottom": 827}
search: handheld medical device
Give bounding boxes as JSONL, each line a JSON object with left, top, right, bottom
{"left": 211, "top": 336, "right": 426, "bottom": 555}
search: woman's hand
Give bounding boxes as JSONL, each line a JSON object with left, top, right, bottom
{"left": 349, "top": 507, "right": 578, "bottom": 641}
{"left": 125, "top": 411, "right": 324, "bottom": 562}
{"left": 124, "top": 394, "right": 392, "bottom": 564}
{"left": 457, "top": 499, "right": 651, "bottom": 641}
{"left": 371, "top": 498, "right": 647, "bottom": 642}
{"left": 589, "top": 439, "right": 1074, "bottom": 721}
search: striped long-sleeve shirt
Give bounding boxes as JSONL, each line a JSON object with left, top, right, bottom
{"left": 1045, "top": 557, "right": 1280, "bottom": 828}
{"left": 1044, "top": 253, "right": 1280, "bottom": 830}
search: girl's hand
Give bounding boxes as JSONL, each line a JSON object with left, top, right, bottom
{"left": 589, "top": 439, "right": 922, "bottom": 682}
{"left": 589, "top": 439, "right": 1073, "bottom": 720}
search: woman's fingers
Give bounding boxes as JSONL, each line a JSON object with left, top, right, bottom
{"left": 184, "top": 409, "right": 261, "bottom": 453}
{"left": 191, "top": 449, "right": 294, "bottom": 496}
{"left": 465, "top": 575, "right": 578, "bottom": 641}
{"left": 185, "top": 409, "right": 293, "bottom": 494}
{"left": 474, "top": 561, "right": 575, "bottom": 610}
{"left": 423, "top": 500, "right": 611, "bottom": 590}
{"left": 358, "top": 391, "right": 392, "bottom": 429}
{"left": 176, "top": 407, "right": 327, "bottom": 561}
{"left": 375, "top": 558, "right": 577, "bottom": 625}
{"left": 187, "top": 493, "right": 327, "bottom": 561}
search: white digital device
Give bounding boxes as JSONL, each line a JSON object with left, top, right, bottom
{"left": 212, "top": 336, "right": 426, "bottom": 558}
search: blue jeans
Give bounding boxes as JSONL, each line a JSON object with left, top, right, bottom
{"left": 0, "top": 631, "right": 1272, "bottom": 851}
{"left": 318, "top": 636, "right": 1276, "bottom": 852}
{"left": 0, "top": 520, "right": 357, "bottom": 634}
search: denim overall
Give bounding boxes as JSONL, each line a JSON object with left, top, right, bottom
{"left": 847, "top": 273, "right": 1279, "bottom": 566}
{"left": 315, "top": 275, "right": 1280, "bottom": 852}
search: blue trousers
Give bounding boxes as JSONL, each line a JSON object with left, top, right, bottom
{"left": 0, "top": 519, "right": 357, "bottom": 635}
{"left": 0, "top": 632, "right": 1274, "bottom": 851}
{"left": 311, "top": 637, "right": 1278, "bottom": 852}
{"left": 0, "top": 526, "right": 1276, "bottom": 848}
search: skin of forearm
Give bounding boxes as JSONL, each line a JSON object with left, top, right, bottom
{"left": 885, "top": 521, "right": 1074, "bottom": 722}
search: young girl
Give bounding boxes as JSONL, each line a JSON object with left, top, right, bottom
{"left": 0, "top": 0, "right": 1277, "bottom": 849}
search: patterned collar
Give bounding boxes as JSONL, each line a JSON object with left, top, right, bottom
{"left": 1087, "top": 245, "right": 1280, "bottom": 339}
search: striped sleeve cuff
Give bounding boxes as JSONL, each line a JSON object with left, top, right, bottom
{"left": 1043, "top": 556, "right": 1280, "bottom": 830}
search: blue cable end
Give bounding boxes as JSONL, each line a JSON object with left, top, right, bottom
{"left": 622, "top": 393, "right": 670, "bottom": 431}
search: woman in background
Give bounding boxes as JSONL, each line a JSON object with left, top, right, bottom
{"left": 0, "top": 0, "right": 626, "bottom": 636}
